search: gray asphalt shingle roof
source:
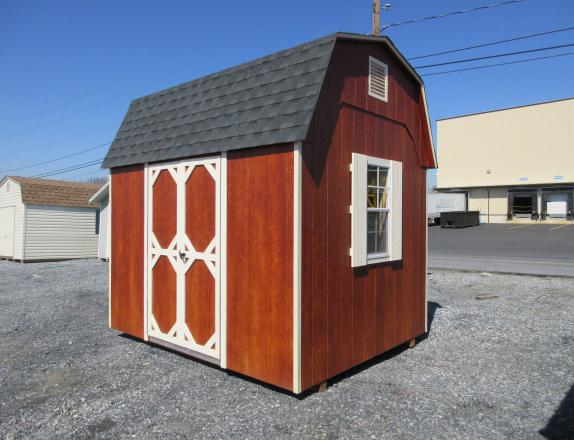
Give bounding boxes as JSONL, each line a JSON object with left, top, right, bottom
{"left": 102, "top": 33, "right": 425, "bottom": 169}
{"left": 102, "top": 34, "right": 336, "bottom": 168}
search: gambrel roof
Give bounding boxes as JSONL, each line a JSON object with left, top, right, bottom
{"left": 103, "top": 32, "right": 435, "bottom": 169}
{"left": 2, "top": 176, "right": 103, "bottom": 209}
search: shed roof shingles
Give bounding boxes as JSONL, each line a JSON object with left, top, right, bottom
{"left": 8, "top": 176, "right": 103, "bottom": 209}
{"left": 102, "top": 32, "right": 428, "bottom": 169}
{"left": 102, "top": 35, "right": 336, "bottom": 168}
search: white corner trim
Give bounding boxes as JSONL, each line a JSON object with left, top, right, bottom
{"left": 293, "top": 141, "right": 302, "bottom": 394}
{"left": 220, "top": 152, "right": 228, "bottom": 369}
{"left": 143, "top": 164, "right": 149, "bottom": 341}
{"left": 425, "top": 175, "right": 429, "bottom": 333}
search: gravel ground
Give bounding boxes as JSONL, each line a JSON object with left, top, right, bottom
{"left": 0, "top": 259, "right": 572, "bottom": 439}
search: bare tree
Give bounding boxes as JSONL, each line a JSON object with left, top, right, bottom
{"left": 83, "top": 176, "right": 108, "bottom": 185}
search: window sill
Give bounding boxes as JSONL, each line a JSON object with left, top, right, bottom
{"left": 367, "top": 253, "right": 391, "bottom": 265}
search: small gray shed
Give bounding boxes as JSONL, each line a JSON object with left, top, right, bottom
{"left": 0, "top": 176, "right": 102, "bottom": 262}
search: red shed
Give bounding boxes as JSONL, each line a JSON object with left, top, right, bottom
{"left": 103, "top": 32, "right": 437, "bottom": 394}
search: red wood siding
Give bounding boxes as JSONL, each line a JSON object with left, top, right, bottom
{"left": 300, "top": 39, "right": 428, "bottom": 390}
{"left": 110, "top": 165, "right": 145, "bottom": 339}
{"left": 152, "top": 256, "right": 177, "bottom": 333}
{"left": 186, "top": 165, "right": 215, "bottom": 252}
{"left": 227, "top": 145, "right": 294, "bottom": 391}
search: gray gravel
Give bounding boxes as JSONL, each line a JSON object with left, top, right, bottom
{"left": 0, "top": 260, "right": 572, "bottom": 439}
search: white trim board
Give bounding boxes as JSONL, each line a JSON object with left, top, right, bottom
{"left": 219, "top": 152, "right": 228, "bottom": 369}
{"left": 143, "top": 164, "right": 149, "bottom": 341}
{"left": 293, "top": 142, "right": 302, "bottom": 393}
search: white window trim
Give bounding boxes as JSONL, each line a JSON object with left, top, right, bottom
{"left": 368, "top": 56, "right": 389, "bottom": 103}
{"left": 366, "top": 158, "right": 392, "bottom": 263}
{"left": 351, "top": 153, "right": 402, "bottom": 267}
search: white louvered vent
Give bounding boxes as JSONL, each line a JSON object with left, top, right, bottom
{"left": 368, "top": 56, "right": 388, "bottom": 102}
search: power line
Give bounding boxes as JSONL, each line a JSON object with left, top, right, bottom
{"left": 32, "top": 159, "right": 104, "bottom": 179}
{"left": 0, "top": 141, "right": 111, "bottom": 174}
{"left": 65, "top": 168, "right": 108, "bottom": 181}
{"left": 414, "top": 42, "right": 574, "bottom": 69}
{"left": 421, "top": 51, "right": 574, "bottom": 77}
{"left": 408, "top": 25, "right": 574, "bottom": 60}
{"left": 0, "top": 122, "right": 116, "bottom": 160}
{"left": 3, "top": 56, "right": 203, "bottom": 141}
{"left": 2, "top": 105, "right": 95, "bottom": 142}
{"left": 381, "top": 0, "right": 525, "bottom": 30}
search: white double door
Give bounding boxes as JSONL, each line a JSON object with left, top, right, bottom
{"left": 146, "top": 156, "right": 222, "bottom": 360}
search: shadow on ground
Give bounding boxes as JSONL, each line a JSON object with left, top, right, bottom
{"left": 118, "top": 301, "right": 444, "bottom": 400}
{"left": 427, "top": 301, "right": 443, "bottom": 332}
{"left": 540, "top": 383, "right": 574, "bottom": 439}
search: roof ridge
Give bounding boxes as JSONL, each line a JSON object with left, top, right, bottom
{"left": 133, "top": 34, "right": 338, "bottom": 105}
{"left": 6, "top": 175, "right": 102, "bottom": 187}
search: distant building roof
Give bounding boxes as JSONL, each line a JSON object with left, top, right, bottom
{"left": 103, "top": 32, "right": 431, "bottom": 169}
{"left": 3, "top": 176, "right": 103, "bottom": 209}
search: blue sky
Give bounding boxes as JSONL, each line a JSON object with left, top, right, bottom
{"left": 1, "top": 0, "right": 573, "bottom": 183}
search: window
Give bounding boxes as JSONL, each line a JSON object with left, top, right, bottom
{"left": 367, "top": 164, "right": 389, "bottom": 256}
{"left": 95, "top": 209, "right": 100, "bottom": 235}
{"left": 368, "top": 56, "right": 388, "bottom": 102}
{"left": 351, "top": 153, "right": 402, "bottom": 267}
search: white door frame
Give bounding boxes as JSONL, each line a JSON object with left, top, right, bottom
{"left": 0, "top": 206, "right": 15, "bottom": 258}
{"left": 145, "top": 156, "right": 225, "bottom": 361}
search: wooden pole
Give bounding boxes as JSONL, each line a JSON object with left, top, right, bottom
{"left": 373, "top": 0, "right": 380, "bottom": 36}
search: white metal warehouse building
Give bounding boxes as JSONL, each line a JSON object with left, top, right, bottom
{"left": 437, "top": 97, "right": 574, "bottom": 223}
{"left": 0, "top": 176, "right": 103, "bottom": 262}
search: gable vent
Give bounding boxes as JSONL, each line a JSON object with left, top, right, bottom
{"left": 368, "top": 56, "right": 388, "bottom": 102}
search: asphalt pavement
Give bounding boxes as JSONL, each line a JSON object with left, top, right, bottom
{"left": 429, "top": 223, "right": 574, "bottom": 277}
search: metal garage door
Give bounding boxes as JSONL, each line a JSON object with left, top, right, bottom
{"left": 0, "top": 206, "right": 15, "bottom": 257}
{"left": 546, "top": 193, "right": 568, "bottom": 217}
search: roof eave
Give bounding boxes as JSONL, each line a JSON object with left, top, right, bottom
{"left": 89, "top": 181, "right": 109, "bottom": 204}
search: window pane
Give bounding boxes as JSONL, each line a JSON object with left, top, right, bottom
{"left": 367, "top": 187, "right": 377, "bottom": 208}
{"left": 379, "top": 168, "right": 388, "bottom": 188}
{"left": 367, "top": 211, "right": 377, "bottom": 232}
{"left": 367, "top": 166, "right": 378, "bottom": 187}
{"left": 367, "top": 211, "right": 388, "bottom": 255}
{"left": 377, "top": 229, "right": 388, "bottom": 254}
{"left": 378, "top": 188, "right": 389, "bottom": 208}
{"left": 377, "top": 211, "right": 388, "bottom": 231}
{"left": 367, "top": 231, "right": 377, "bottom": 254}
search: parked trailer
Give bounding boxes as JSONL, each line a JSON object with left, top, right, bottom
{"left": 428, "top": 192, "right": 466, "bottom": 225}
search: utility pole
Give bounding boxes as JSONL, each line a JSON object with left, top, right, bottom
{"left": 373, "top": 0, "right": 380, "bottom": 36}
